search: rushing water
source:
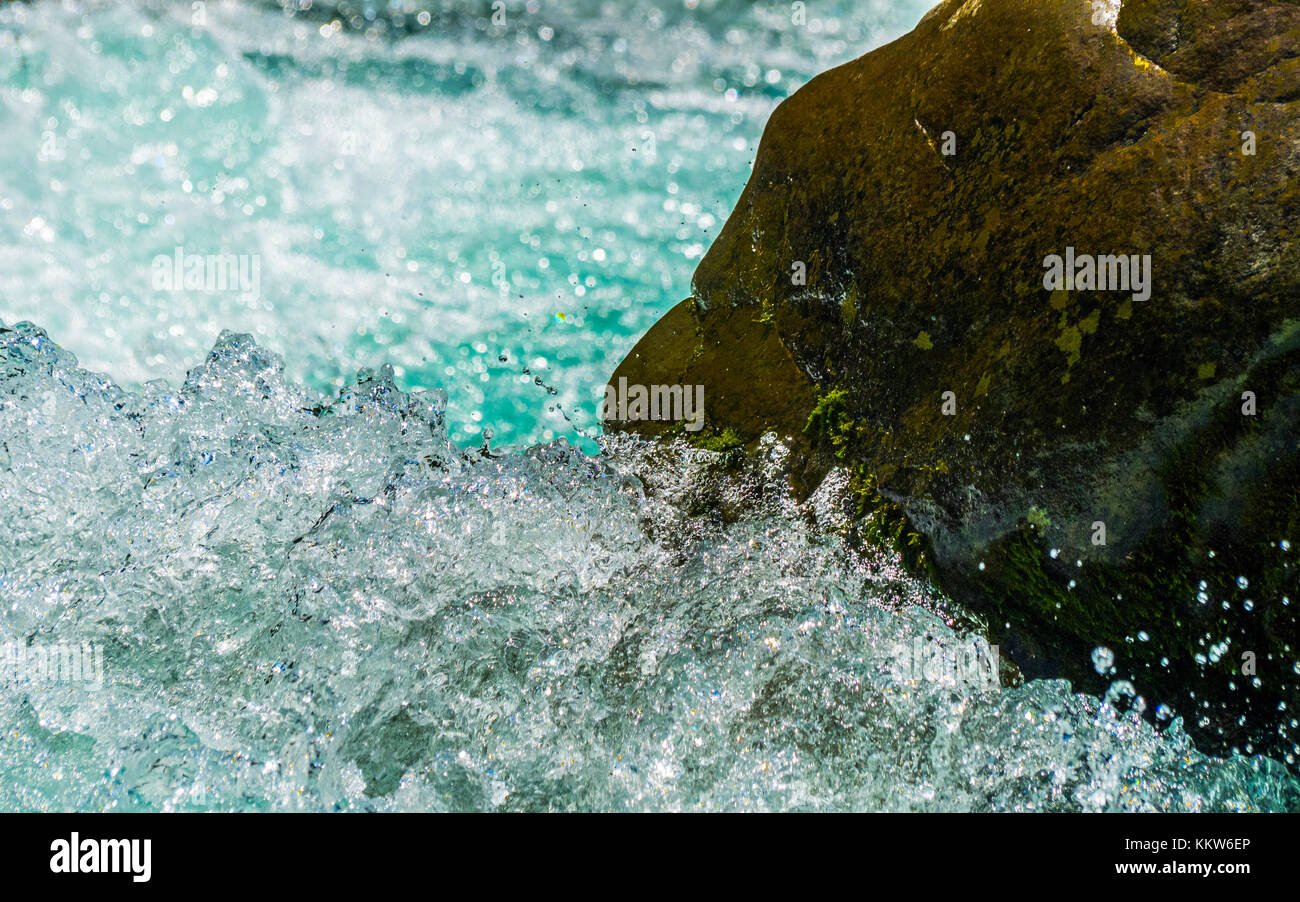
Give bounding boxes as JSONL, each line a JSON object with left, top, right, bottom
{"left": 1, "top": 0, "right": 1298, "bottom": 811}
{"left": 1, "top": 323, "right": 1298, "bottom": 811}
{"left": 0, "top": 0, "right": 930, "bottom": 448}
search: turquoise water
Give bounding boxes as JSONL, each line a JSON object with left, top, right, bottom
{"left": 1, "top": 0, "right": 1298, "bottom": 811}
{"left": 0, "top": 0, "right": 929, "bottom": 448}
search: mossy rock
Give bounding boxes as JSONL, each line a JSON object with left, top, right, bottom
{"left": 609, "top": 0, "right": 1300, "bottom": 759}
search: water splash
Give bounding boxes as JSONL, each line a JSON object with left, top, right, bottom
{"left": 1, "top": 322, "right": 1296, "bottom": 811}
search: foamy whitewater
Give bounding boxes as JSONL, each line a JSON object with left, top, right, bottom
{"left": 1, "top": 1, "right": 1298, "bottom": 811}
{"left": 1, "top": 323, "right": 1297, "bottom": 811}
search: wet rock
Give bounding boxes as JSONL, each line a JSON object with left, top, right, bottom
{"left": 609, "top": 0, "right": 1300, "bottom": 757}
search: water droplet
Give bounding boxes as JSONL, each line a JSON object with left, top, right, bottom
{"left": 1104, "top": 680, "right": 1136, "bottom": 707}
{"left": 1237, "top": 576, "right": 1249, "bottom": 590}
{"left": 1091, "top": 646, "right": 1114, "bottom": 674}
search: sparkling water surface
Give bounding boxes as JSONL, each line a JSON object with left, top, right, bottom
{"left": 1, "top": 0, "right": 930, "bottom": 447}
{"left": 1, "top": 0, "right": 1298, "bottom": 811}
